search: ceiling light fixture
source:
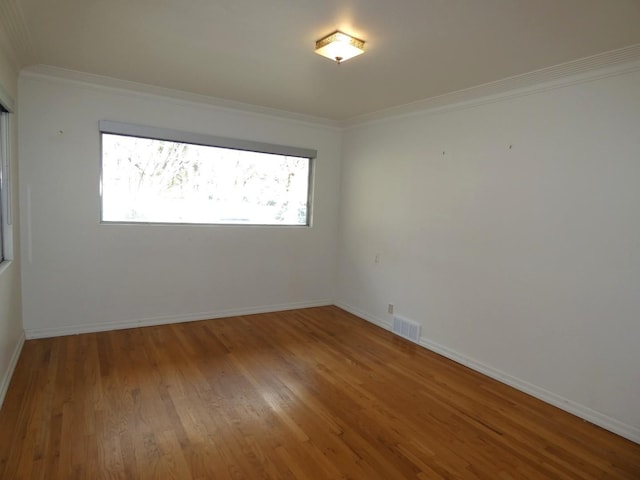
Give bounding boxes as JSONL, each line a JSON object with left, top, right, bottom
{"left": 315, "top": 30, "right": 365, "bottom": 64}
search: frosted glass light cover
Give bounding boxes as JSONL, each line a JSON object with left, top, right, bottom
{"left": 315, "top": 31, "right": 365, "bottom": 63}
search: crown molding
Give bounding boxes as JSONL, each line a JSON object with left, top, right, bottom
{"left": 17, "top": 43, "right": 640, "bottom": 130}
{"left": 20, "top": 65, "right": 342, "bottom": 130}
{"left": 344, "top": 43, "right": 640, "bottom": 128}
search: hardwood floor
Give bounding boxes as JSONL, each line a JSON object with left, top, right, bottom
{"left": 0, "top": 306, "right": 638, "bottom": 479}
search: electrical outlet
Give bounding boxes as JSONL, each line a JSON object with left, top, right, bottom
{"left": 388, "top": 303, "right": 394, "bottom": 314}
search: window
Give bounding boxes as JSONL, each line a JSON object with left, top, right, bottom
{"left": 100, "top": 121, "right": 316, "bottom": 226}
{"left": 0, "top": 105, "right": 11, "bottom": 264}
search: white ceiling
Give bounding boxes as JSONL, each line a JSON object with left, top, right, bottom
{"left": 4, "top": 0, "right": 640, "bottom": 120}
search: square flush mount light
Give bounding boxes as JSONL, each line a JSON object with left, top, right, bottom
{"left": 315, "top": 30, "right": 365, "bottom": 64}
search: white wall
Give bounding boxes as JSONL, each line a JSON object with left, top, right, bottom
{"left": 18, "top": 71, "right": 342, "bottom": 337}
{"left": 337, "top": 68, "right": 640, "bottom": 441}
{"left": 0, "top": 45, "right": 24, "bottom": 406}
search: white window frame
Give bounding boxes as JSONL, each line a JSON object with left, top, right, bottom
{"left": 0, "top": 99, "right": 13, "bottom": 269}
{"left": 99, "top": 121, "right": 317, "bottom": 227}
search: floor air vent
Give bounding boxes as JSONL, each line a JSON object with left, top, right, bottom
{"left": 392, "top": 316, "right": 421, "bottom": 343}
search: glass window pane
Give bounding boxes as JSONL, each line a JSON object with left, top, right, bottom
{"left": 101, "top": 133, "right": 312, "bottom": 226}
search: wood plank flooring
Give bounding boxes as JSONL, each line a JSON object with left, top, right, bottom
{"left": 0, "top": 306, "right": 638, "bottom": 479}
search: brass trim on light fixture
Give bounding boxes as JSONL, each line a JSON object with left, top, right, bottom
{"left": 315, "top": 30, "right": 365, "bottom": 64}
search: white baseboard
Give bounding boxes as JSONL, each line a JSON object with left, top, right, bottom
{"left": 24, "top": 300, "right": 333, "bottom": 339}
{"left": 336, "top": 302, "right": 640, "bottom": 445}
{"left": 0, "top": 330, "right": 25, "bottom": 409}
{"left": 336, "top": 302, "right": 392, "bottom": 331}
{"left": 417, "top": 336, "right": 640, "bottom": 445}
{"left": 22, "top": 301, "right": 640, "bottom": 444}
